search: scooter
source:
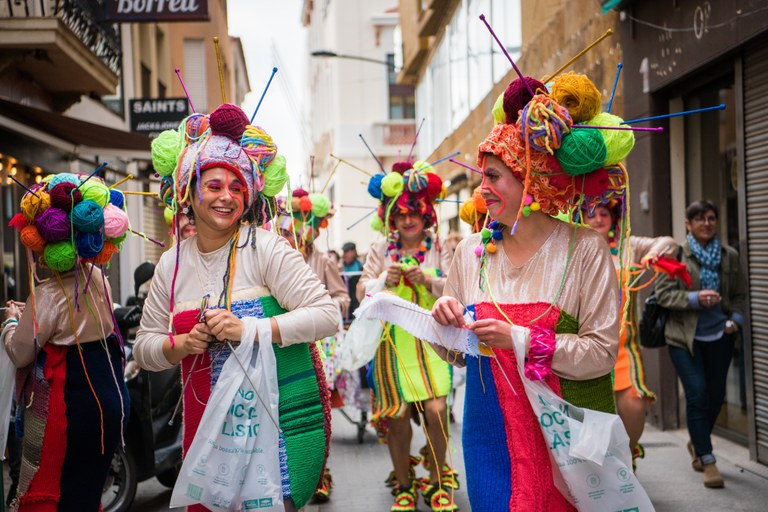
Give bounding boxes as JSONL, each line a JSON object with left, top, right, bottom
{"left": 101, "top": 262, "right": 183, "bottom": 512}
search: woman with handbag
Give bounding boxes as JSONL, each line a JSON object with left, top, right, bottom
{"left": 134, "top": 104, "right": 338, "bottom": 511}
{"left": 582, "top": 200, "right": 677, "bottom": 469}
{"left": 655, "top": 199, "right": 747, "bottom": 488}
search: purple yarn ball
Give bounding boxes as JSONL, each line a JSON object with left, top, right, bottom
{"left": 36, "top": 207, "right": 71, "bottom": 243}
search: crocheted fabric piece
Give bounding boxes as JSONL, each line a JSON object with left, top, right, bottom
{"left": 175, "top": 294, "right": 330, "bottom": 510}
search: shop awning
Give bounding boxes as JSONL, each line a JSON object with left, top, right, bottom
{"left": 0, "top": 98, "right": 151, "bottom": 160}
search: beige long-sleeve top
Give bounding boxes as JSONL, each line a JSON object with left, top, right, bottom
{"left": 356, "top": 232, "right": 451, "bottom": 302}
{"left": 444, "top": 223, "right": 620, "bottom": 380}
{"left": 306, "top": 248, "right": 350, "bottom": 314}
{"left": 134, "top": 226, "right": 338, "bottom": 371}
{"left": 2, "top": 264, "right": 115, "bottom": 368}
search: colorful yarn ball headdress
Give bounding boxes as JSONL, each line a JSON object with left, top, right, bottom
{"left": 9, "top": 172, "right": 130, "bottom": 273}
{"left": 276, "top": 188, "right": 335, "bottom": 249}
{"left": 459, "top": 186, "right": 489, "bottom": 234}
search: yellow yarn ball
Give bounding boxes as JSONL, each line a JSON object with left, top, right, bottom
{"left": 412, "top": 160, "right": 433, "bottom": 173}
{"left": 370, "top": 214, "right": 384, "bottom": 232}
{"left": 459, "top": 199, "right": 478, "bottom": 226}
{"left": 79, "top": 180, "right": 110, "bottom": 207}
{"left": 21, "top": 191, "right": 51, "bottom": 221}
{"left": 381, "top": 172, "right": 404, "bottom": 197}
{"left": 551, "top": 72, "right": 602, "bottom": 123}
{"left": 586, "top": 112, "right": 635, "bottom": 166}
{"left": 492, "top": 92, "right": 506, "bottom": 124}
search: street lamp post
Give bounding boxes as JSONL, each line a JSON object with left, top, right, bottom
{"left": 310, "top": 50, "right": 400, "bottom": 72}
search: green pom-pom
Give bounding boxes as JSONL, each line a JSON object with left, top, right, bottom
{"left": 44, "top": 241, "right": 76, "bottom": 272}
{"left": 262, "top": 154, "right": 288, "bottom": 197}
{"left": 381, "top": 172, "right": 404, "bottom": 197}
{"left": 522, "top": 205, "right": 532, "bottom": 216}
{"left": 309, "top": 193, "right": 330, "bottom": 218}
{"left": 164, "top": 207, "right": 174, "bottom": 226}
{"left": 481, "top": 227, "right": 492, "bottom": 239}
{"left": 370, "top": 215, "right": 384, "bottom": 233}
{"left": 151, "top": 129, "right": 184, "bottom": 177}
{"left": 79, "top": 180, "right": 110, "bottom": 207}
{"left": 556, "top": 129, "right": 608, "bottom": 176}
{"left": 492, "top": 92, "right": 505, "bottom": 124}
{"left": 586, "top": 112, "right": 635, "bottom": 166}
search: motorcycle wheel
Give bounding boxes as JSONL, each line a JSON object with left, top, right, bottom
{"left": 101, "top": 448, "right": 137, "bottom": 512}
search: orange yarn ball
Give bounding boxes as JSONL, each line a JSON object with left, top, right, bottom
{"left": 20, "top": 225, "right": 46, "bottom": 253}
{"left": 320, "top": 218, "right": 329, "bottom": 229}
{"left": 92, "top": 241, "right": 118, "bottom": 265}
{"left": 299, "top": 196, "right": 313, "bottom": 212}
{"left": 471, "top": 187, "right": 487, "bottom": 214}
{"left": 551, "top": 72, "right": 602, "bottom": 123}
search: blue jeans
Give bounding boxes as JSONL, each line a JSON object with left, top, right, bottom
{"left": 668, "top": 334, "right": 734, "bottom": 464}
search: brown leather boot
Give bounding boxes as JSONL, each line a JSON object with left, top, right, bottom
{"left": 687, "top": 441, "right": 703, "bottom": 472}
{"left": 702, "top": 462, "right": 724, "bottom": 488}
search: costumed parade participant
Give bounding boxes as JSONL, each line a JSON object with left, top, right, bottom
{"left": 2, "top": 172, "right": 131, "bottom": 510}
{"left": 582, "top": 199, "right": 677, "bottom": 468}
{"left": 433, "top": 70, "right": 637, "bottom": 510}
{"left": 275, "top": 188, "right": 349, "bottom": 503}
{"left": 358, "top": 160, "right": 457, "bottom": 512}
{"left": 458, "top": 186, "right": 488, "bottom": 234}
{"left": 134, "top": 103, "right": 339, "bottom": 511}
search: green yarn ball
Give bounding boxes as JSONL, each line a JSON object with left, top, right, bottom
{"left": 412, "top": 160, "right": 433, "bottom": 173}
{"left": 370, "top": 214, "right": 384, "bottom": 233}
{"left": 586, "top": 112, "right": 635, "bottom": 166}
{"left": 262, "top": 154, "right": 288, "bottom": 197}
{"left": 556, "top": 129, "right": 608, "bottom": 176}
{"left": 79, "top": 180, "right": 110, "bottom": 207}
{"left": 492, "top": 92, "right": 505, "bottom": 124}
{"left": 151, "top": 129, "right": 184, "bottom": 177}
{"left": 163, "top": 206, "right": 174, "bottom": 226}
{"left": 44, "top": 241, "right": 76, "bottom": 272}
{"left": 381, "top": 172, "right": 404, "bottom": 197}
{"left": 309, "top": 193, "right": 330, "bottom": 218}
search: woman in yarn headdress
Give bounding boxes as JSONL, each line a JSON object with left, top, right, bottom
{"left": 432, "top": 73, "right": 628, "bottom": 510}
{"left": 358, "top": 161, "right": 458, "bottom": 512}
{"left": 2, "top": 173, "right": 131, "bottom": 510}
{"left": 581, "top": 199, "right": 677, "bottom": 468}
{"left": 275, "top": 188, "right": 349, "bottom": 503}
{"left": 134, "top": 104, "right": 339, "bottom": 511}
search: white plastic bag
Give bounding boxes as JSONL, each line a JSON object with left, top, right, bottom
{"left": 509, "top": 326, "right": 655, "bottom": 512}
{"left": 171, "top": 318, "right": 283, "bottom": 511}
{"left": 337, "top": 275, "right": 386, "bottom": 371}
{"left": 0, "top": 324, "right": 16, "bottom": 459}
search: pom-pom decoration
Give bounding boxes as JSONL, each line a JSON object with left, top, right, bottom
{"left": 404, "top": 169, "right": 428, "bottom": 193}
{"left": 8, "top": 213, "right": 28, "bottom": 232}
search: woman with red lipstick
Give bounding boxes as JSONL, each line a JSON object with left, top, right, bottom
{"left": 655, "top": 200, "right": 746, "bottom": 488}
{"left": 134, "top": 104, "right": 338, "bottom": 511}
{"left": 432, "top": 75, "right": 627, "bottom": 511}
{"left": 582, "top": 200, "right": 677, "bottom": 469}
{"left": 358, "top": 161, "right": 457, "bottom": 512}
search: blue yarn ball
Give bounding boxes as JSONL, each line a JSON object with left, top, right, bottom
{"left": 47, "top": 173, "right": 79, "bottom": 189}
{"left": 368, "top": 174, "right": 385, "bottom": 199}
{"left": 75, "top": 231, "right": 104, "bottom": 259}
{"left": 109, "top": 189, "right": 125, "bottom": 209}
{"left": 71, "top": 200, "right": 104, "bottom": 233}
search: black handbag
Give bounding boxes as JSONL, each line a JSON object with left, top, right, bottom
{"left": 639, "top": 291, "right": 669, "bottom": 348}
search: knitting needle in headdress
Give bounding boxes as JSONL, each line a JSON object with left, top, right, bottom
{"left": 320, "top": 160, "right": 342, "bottom": 194}
{"left": 213, "top": 36, "right": 227, "bottom": 103}
{"left": 175, "top": 68, "right": 196, "bottom": 113}
{"left": 129, "top": 229, "right": 165, "bottom": 248}
{"left": 309, "top": 155, "right": 316, "bottom": 193}
{"left": 541, "top": 29, "right": 614, "bottom": 84}
{"left": 414, "top": 151, "right": 461, "bottom": 171}
{"left": 406, "top": 117, "right": 426, "bottom": 162}
{"left": 346, "top": 208, "right": 376, "bottom": 230}
{"left": 606, "top": 63, "right": 623, "bottom": 113}
{"left": 6, "top": 175, "right": 40, "bottom": 198}
{"left": 330, "top": 154, "right": 374, "bottom": 177}
{"left": 479, "top": 13, "right": 532, "bottom": 96}
{"left": 572, "top": 125, "right": 664, "bottom": 132}
{"left": 449, "top": 158, "right": 482, "bottom": 175}
{"left": 622, "top": 104, "right": 726, "bottom": 124}
{"left": 251, "top": 67, "right": 278, "bottom": 123}
{"left": 359, "top": 134, "right": 385, "bottom": 173}
{"left": 110, "top": 174, "right": 134, "bottom": 189}
{"left": 74, "top": 162, "right": 108, "bottom": 191}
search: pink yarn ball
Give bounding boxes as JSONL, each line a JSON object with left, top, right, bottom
{"left": 103, "top": 204, "right": 130, "bottom": 238}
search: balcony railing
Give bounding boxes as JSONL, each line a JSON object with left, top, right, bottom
{"left": 372, "top": 120, "right": 417, "bottom": 147}
{"left": 0, "top": 0, "right": 121, "bottom": 82}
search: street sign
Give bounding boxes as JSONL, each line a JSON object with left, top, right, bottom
{"left": 105, "top": 0, "right": 209, "bottom": 22}
{"left": 129, "top": 98, "right": 190, "bottom": 138}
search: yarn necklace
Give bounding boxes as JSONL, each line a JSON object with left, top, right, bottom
{"left": 387, "top": 232, "right": 432, "bottom": 264}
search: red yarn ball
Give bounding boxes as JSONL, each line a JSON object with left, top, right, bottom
{"left": 209, "top": 103, "right": 249, "bottom": 141}
{"left": 392, "top": 161, "right": 413, "bottom": 174}
{"left": 292, "top": 188, "right": 309, "bottom": 198}
{"left": 503, "top": 76, "right": 547, "bottom": 124}
{"left": 575, "top": 167, "right": 610, "bottom": 197}
{"left": 424, "top": 173, "right": 443, "bottom": 200}
{"left": 49, "top": 182, "right": 83, "bottom": 211}
{"left": 299, "top": 196, "right": 313, "bottom": 212}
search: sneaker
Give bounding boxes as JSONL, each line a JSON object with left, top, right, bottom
{"left": 418, "top": 479, "right": 459, "bottom": 512}
{"left": 687, "top": 441, "right": 703, "bottom": 472}
{"left": 385, "top": 455, "right": 421, "bottom": 487}
{"left": 702, "top": 462, "right": 724, "bottom": 488}
{"left": 312, "top": 468, "right": 333, "bottom": 503}
{"left": 391, "top": 483, "right": 418, "bottom": 512}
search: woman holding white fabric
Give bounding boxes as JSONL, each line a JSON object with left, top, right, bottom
{"left": 134, "top": 104, "right": 338, "bottom": 511}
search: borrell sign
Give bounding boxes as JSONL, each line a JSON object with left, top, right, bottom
{"left": 105, "top": 0, "right": 209, "bottom": 22}
{"left": 129, "top": 98, "right": 190, "bottom": 138}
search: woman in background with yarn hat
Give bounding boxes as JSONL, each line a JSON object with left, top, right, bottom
{"left": 432, "top": 72, "right": 627, "bottom": 510}
{"left": 275, "top": 188, "right": 349, "bottom": 504}
{"left": 134, "top": 103, "right": 339, "bottom": 511}
{"left": 582, "top": 199, "right": 677, "bottom": 469}
{"left": 2, "top": 173, "right": 130, "bottom": 511}
{"left": 358, "top": 160, "right": 457, "bottom": 512}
